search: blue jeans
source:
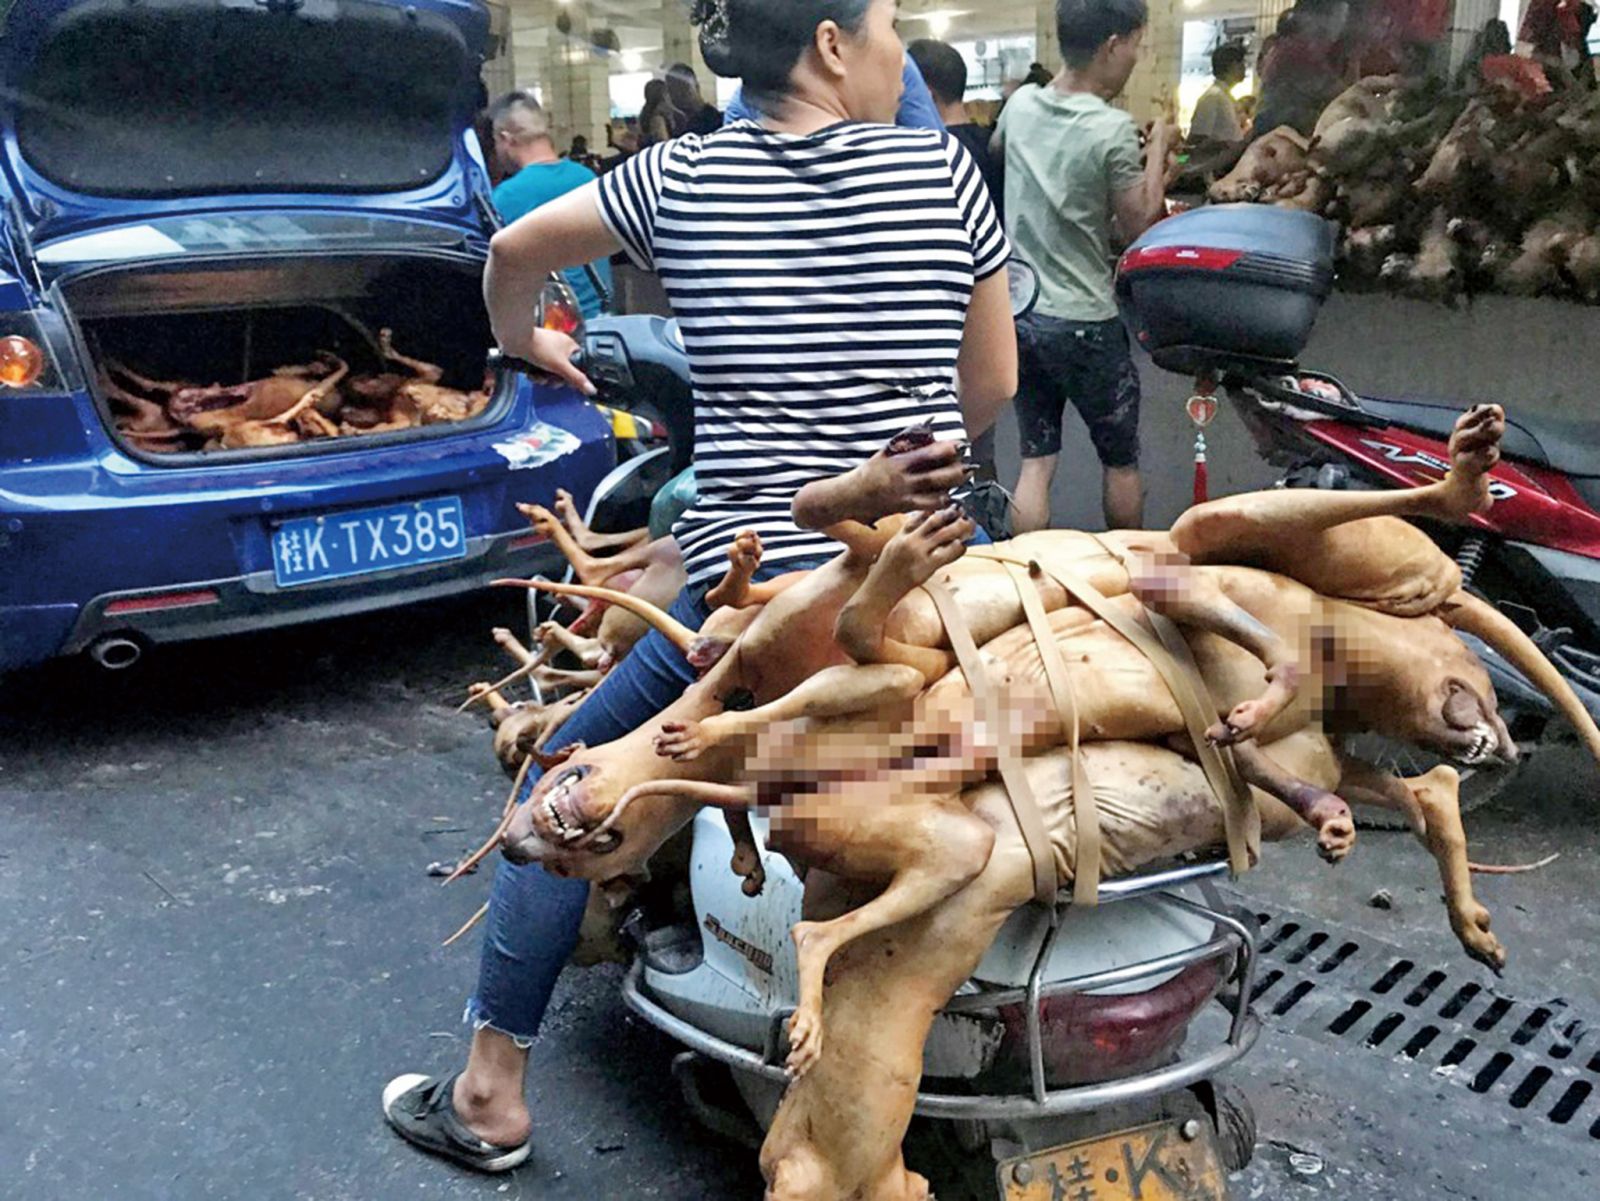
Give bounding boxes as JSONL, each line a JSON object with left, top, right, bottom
{"left": 464, "top": 559, "right": 829, "bottom": 1043}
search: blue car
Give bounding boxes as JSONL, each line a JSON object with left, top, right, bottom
{"left": 0, "top": 0, "right": 618, "bottom": 674}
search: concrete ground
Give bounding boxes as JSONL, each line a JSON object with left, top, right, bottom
{"left": 4, "top": 293, "right": 1599, "bottom": 1199}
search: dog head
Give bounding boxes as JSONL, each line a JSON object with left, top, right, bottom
{"left": 500, "top": 753, "right": 702, "bottom": 882}
{"left": 1357, "top": 620, "right": 1517, "bottom": 768}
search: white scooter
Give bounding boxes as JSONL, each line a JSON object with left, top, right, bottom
{"left": 512, "top": 264, "right": 1263, "bottom": 1197}
{"left": 621, "top": 814, "right": 1260, "bottom": 1197}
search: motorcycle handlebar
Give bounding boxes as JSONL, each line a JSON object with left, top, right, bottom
{"left": 488, "top": 346, "right": 591, "bottom": 380}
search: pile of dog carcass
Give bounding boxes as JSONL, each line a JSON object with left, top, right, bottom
{"left": 100, "top": 329, "right": 489, "bottom": 454}
{"left": 446, "top": 411, "right": 1599, "bottom": 1201}
{"left": 1210, "top": 74, "right": 1600, "bottom": 303}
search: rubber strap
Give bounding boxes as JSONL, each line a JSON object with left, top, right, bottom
{"left": 1142, "top": 608, "right": 1261, "bottom": 875}
{"left": 1001, "top": 561, "right": 1103, "bottom": 907}
{"left": 922, "top": 576, "right": 1058, "bottom": 907}
{"left": 970, "top": 548, "right": 1260, "bottom": 876}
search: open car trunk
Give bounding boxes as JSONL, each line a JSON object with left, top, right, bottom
{"left": 62, "top": 254, "right": 504, "bottom": 459}
{"left": 8, "top": 0, "right": 480, "bottom": 202}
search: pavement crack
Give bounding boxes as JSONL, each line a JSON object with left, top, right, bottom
{"left": 141, "top": 869, "right": 187, "bottom": 906}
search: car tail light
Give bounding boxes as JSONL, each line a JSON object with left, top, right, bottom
{"left": 538, "top": 276, "right": 584, "bottom": 337}
{"left": 0, "top": 314, "right": 67, "bottom": 393}
{"left": 0, "top": 335, "right": 45, "bottom": 388}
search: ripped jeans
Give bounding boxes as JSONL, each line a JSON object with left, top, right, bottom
{"left": 464, "top": 558, "right": 830, "bottom": 1043}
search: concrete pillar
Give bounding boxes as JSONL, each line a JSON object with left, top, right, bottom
{"left": 482, "top": 0, "right": 517, "bottom": 100}
{"left": 1035, "top": 0, "right": 1060, "bottom": 73}
{"left": 660, "top": 0, "right": 713, "bottom": 93}
{"left": 1122, "top": 0, "right": 1181, "bottom": 124}
{"left": 506, "top": 0, "right": 611, "bottom": 150}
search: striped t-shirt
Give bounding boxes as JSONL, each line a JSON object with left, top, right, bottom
{"left": 596, "top": 119, "right": 1010, "bottom": 588}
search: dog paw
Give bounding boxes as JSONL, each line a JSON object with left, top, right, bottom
{"left": 786, "top": 1004, "right": 824, "bottom": 1078}
{"left": 516, "top": 503, "right": 563, "bottom": 539}
{"left": 1207, "top": 718, "right": 1243, "bottom": 747}
{"left": 1454, "top": 903, "right": 1507, "bottom": 973}
{"left": 552, "top": 488, "right": 581, "bottom": 527}
{"left": 1443, "top": 405, "right": 1505, "bottom": 517}
{"left": 1312, "top": 801, "right": 1357, "bottom": 864}
{"left": 731, "top": 842, "right": 766, "bottom": 897}
{"left": 880, "top": 507, "right": 972, "bottom": 590}
{"left": 649, "top": 719, "right": 726, "bottom": 764}
{"left": 654, "top": 719, "right": 710, "bottom": 760}
{"left": 727, "top": 529, "right": 763, "bottom": 574}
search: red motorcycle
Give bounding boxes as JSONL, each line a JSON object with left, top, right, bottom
{"left": 1118, "top": 206, "right": 1600, "bottom": 811}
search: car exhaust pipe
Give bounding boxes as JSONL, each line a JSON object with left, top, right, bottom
{"left": 88, "top": 636, "right": 143, "bottom": 672}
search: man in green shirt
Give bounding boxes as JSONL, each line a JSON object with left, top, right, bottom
{"left": 996, "top": 0, "right": 1172, "bottom": 532}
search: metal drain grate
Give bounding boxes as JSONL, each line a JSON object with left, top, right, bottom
{"left": 1239, "top": 901, "right": 1600, "bottom": 1143}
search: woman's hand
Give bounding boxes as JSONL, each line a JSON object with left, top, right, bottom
{"left": 792, "top": 440, "right": 968, "bottom": 530}
{"left": 500, "top": 326, "right": 596, "bottom": 396}
{"left": 856, "top": 442, "right": 969, "bottom": 515}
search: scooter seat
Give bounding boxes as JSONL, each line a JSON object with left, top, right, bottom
{"left": 1358, "top": 395, "right": 1600, "bottom": 479}
{"left": 1511, "top": 410, "right": 1600, "bottom": 479}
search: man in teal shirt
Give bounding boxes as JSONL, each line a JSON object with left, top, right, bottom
{"left": 995, "top": 0, "right": 1172, "bottom": 533}
{"left": 488, "top": 93, "right": 612, "bottom": 319}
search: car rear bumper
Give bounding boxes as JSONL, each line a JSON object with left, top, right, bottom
{"left": 11, "top": 526, "right": 564, "bottom": 667}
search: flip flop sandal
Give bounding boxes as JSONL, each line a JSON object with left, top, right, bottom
{"left": 382, "top": 1072, "right": 532, "bottom": 1174}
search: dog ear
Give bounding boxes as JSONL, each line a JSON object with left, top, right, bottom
{"left": 598, "top": 870, "right": 650, "bottom": 909}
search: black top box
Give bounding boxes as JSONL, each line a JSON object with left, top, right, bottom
{"left": 1117, "top": 205, "right": 1337, "bottom": 377}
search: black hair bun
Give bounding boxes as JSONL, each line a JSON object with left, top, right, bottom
{"left": 691, "top": 0, "right": 742, "bottom": 78}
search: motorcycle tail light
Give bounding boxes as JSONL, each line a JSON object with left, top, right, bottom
{"left": 990, "top": 958, "right": 1225, "bottom": 1089}
{"left": 539, "top": 276, "right": 584, "bottom": 337}
{"left": 0, "top": 335, "right": 46, "bottom": 388}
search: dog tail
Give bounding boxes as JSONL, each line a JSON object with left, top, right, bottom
{"left": 1469, "top": 852, "right": 1560, "bottom": 875}
{"left": 494, "top": 578, "right": 697, "bottom": 655}
{"left": 1443, "top": 590, "right": 1600, "bottom": 770}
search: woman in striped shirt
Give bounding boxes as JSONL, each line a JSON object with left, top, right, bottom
{"left": 384, "top": 0, "right": 1017, "bottom": 1173}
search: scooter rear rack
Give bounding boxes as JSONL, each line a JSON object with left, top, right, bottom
{"left": 621, "top": 859, "right": 1261, "bottom": 1121}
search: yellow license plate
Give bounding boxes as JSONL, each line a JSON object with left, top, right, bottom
{"left": 996, "top": 1119, "right": 1227, "bottom": 1201}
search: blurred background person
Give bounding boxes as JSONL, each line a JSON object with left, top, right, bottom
{"left": 487, "top": 93, "right": 612, "bottom": 319}
{"left": 908, "top": 35, "right": 1006, "bottom": 481}
{"left": 1253, "top": 0, "right": 1351, "bottom": 137}
{"left": 1189, "top": 41, "right": 1249, "bottom": 145}
{"left": 1456, "top": 17, "right": 1513, "bottom": 90}
{"left": 907, "top": 37, "right": 1002, "bottom": 202}
{"left": 666, "top": 62, "right": 723, "bottom": 134}
{"left": 638, "top": 77, "right": 683, "bottom": 146}
{"left": 565, "top": 134, "right": 603, "bottom": 174}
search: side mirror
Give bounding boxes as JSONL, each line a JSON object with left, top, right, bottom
{"left": 1008, "top": 257, "right": 1041, "bottom": 320}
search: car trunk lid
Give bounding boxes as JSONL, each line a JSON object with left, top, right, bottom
{"left": 1, "top": 0, "right": 492, "bottom": 246}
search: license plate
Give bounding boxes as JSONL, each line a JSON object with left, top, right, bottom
{"left": 996, "top": 1120, "right": 1226, "bottom": 1201}
{"left": 270, "top": 496, "right": 467, "bottom": 588}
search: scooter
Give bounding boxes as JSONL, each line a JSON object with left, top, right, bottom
{"left": 505, "top": 264, "right": 1263, "bottom": 1199}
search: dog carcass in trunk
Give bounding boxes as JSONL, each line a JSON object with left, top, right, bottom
{"left": 64, "top": 256, "right": 500, "bottom": 457}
